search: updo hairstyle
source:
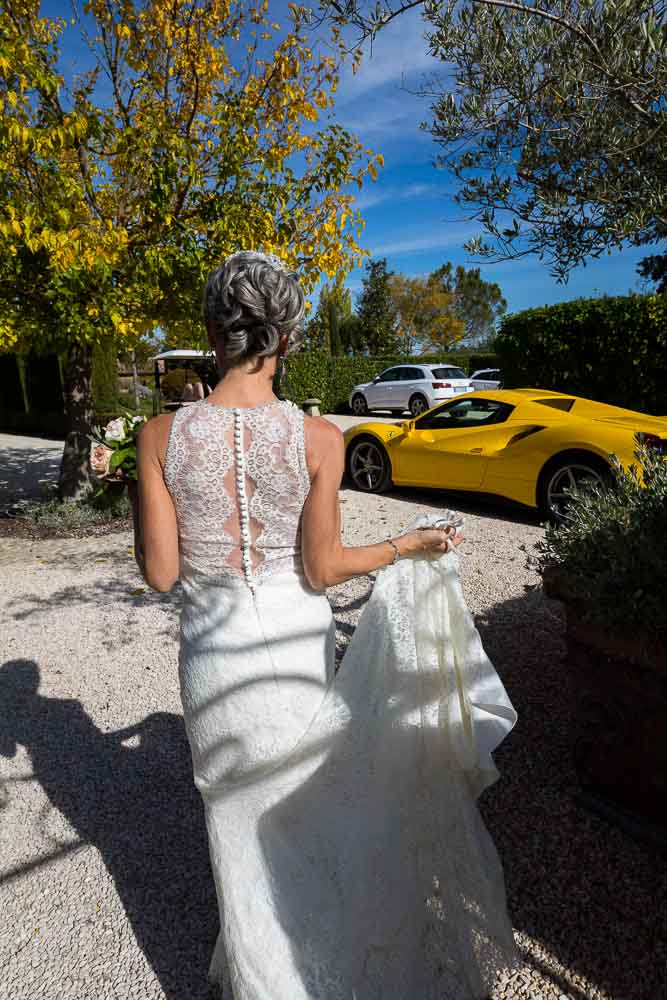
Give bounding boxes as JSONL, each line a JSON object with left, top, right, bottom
{"left": 202, "top": 251, "right": 305, "bottom": 367}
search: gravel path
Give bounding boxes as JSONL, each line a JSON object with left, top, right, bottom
{"left": 1, "top": 487, "right": 665, "bottom": 999}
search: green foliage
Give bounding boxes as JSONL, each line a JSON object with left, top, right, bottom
{"left": 536, "top": 445, "right": 667, "bottom": 639}
{"left": 305, "top": 281, "right": 354, "bottom": 354}
{"left": 637, "top": 253, "right": 667, "bottom": 293}
{"left": 19, "top": 489, "right": 132, "bottom": 535}
{"left": 467, "top": 353, "right": 499, "bottom": 375}
{"left": 428, "top": 263, "right": 506, "bottom": 343}
{"left": 284, "top": 349, "right": 498, "bottom": 412}
{"left": 495, "top": 294, "right": 667, "bottom": 414}
{"left": 322, "top": 0, "right": 667, "bottom": 279}
{"left": 356, "top": 258, "right": 399, "bottom": 353}
{"left": 92, "top": 340, "right": 119, "bottom": 411}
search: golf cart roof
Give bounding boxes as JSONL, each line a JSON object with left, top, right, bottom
{"left": 151, "top": 350, "right": 214, "bottom": 361}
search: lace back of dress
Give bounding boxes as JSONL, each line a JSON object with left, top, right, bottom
{"left": 164, "top": 400, "right": 310, "bottom": 587}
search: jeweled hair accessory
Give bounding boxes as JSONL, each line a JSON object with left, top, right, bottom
{"left": 223, "top": 250, "right": 290, "bottom": 273}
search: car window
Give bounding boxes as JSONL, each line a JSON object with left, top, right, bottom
{"left": 416, "top": 397, "right": 513, "bottom": 430}
{"left": 534, "top": 397, "right": 575, "bottom": 412}
{"left": 400, "top": 367, "right": 423, "bottom": 380}
{"left": 377, "top": 368, "right": 399, "bottom": 382}
{"left": 430, "top": 367, "right": 467, "bottom": 379}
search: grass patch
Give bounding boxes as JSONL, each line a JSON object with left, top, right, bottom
{"left": 2, "top": 487, "right": 133, "bottom": 539}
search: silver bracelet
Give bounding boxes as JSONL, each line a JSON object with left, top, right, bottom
{"left": 386, "top": 538, "right": 401, "bottom": 564}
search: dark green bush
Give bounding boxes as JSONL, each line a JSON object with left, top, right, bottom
{"left": 495, "top": 294, "right": 667, "bottom": 414}
{"left": 284, "top": 350, "right": 499, "bottom": 412}
{"left": 467, "top": 353, "right": 500, "bottom": 374}
{"left": 92, "top": 339, "right": 120, "bottom": 411}
{"left": 536, "top": 445, "right": 667, "bottom": 639}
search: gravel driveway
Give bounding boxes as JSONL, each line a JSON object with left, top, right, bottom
{"left": 1, "top": 450, "right": 665, "bottom": 998}
{"left": 0, "top": 432, "right": 64, "bottom": 507}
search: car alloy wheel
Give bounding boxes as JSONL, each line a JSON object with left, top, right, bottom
{"left": 409, "top": 395, "right": 428, "bottom": 417}
{"left": 348, "top": 439, "right": 390, "bottom": 492}
{"left": 545, "top": 462, "right": 606, "bottom": 521}
{"left": 351, "top": 393, "right": 368, "bottom": 416}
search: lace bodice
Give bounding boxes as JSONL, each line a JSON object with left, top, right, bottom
{"left": 164, "top": 399, "right": 311, "bottom": 589}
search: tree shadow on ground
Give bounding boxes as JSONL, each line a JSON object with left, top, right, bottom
{"left": 5, "top": 575, "right": 181, "bottom": 643}
{"left": 471, "top": 584, "right": 667, "bottom": 998}
{"left": 0, "top": 445, "right": 62, "bottom": 504}
{"left": 0, "top": 659, "right": 218, "bottom": 1000}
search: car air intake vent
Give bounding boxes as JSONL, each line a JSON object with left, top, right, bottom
{"left": 507, "top": 426, "right": 546, "bottom": 446}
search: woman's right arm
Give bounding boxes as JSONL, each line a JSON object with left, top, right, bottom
{"left": 301, "top": 418, "right": 458, "bottom": 591}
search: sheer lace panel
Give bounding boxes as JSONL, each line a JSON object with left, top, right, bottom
{"left": 164, "top": 399, "right": 311, "bottom": 587}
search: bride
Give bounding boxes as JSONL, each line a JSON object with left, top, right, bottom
{"left": 134, "top": 250, "right": 518, "bottom": 999}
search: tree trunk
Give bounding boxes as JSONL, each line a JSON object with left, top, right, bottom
{"left": 59, "top": 340, "right": 96, "bottom": 501}
{"left": 131, "top": 349, "right": 140, "bottom": 412}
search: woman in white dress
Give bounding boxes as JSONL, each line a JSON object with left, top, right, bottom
{"left": 135, "top": 251, "right": 518, "bottom": 999}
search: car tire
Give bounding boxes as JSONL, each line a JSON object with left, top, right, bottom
{"left": 537, "top": 451, "right": 611, "bottom": 523}
{"left": 409, "top": 394, "right": 429, "bottom": 417}
{"left": 351, "top": 393, "right": 368, "bottom": 417}
{"left": 346, "top": 436, "right": 392, "bottom": 493}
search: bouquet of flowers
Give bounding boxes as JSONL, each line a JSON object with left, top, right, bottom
{"left": 90, "top": 413, "right": 147, "bottom": 488}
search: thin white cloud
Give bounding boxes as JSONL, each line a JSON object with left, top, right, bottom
{"left": 368, "top": 229, "right": 475, "bottom": 257}
{"left": 315, "top": 6, "right": 442, "bottom": 102}
{"left": 352, "top": 181, "right": 440, "bottom": 211}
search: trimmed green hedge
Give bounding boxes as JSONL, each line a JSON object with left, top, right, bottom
{"left": 495, "top": 294, "right": 667, "bottom": 415}
{"left": 283, "top": 351, "right": 499, "bottom": 412}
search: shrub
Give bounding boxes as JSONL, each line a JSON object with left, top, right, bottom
{"left": 535, "top": 444, "right": 667, "bottom": 640}
{"left": 92, "top": 339, "right": 120, "bottom": 411}
{"left": 495, "top": 294, "right": 667, "bottom": 414}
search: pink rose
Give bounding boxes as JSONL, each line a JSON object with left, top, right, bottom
{"left": 90, "top": 443, "right": 113, "bottom": 477}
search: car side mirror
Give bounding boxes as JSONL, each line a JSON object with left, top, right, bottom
{"left": 399, "top": 420, "right": 415, "bottom": 435}
{"left": 372, "top": 375, "right": 380, "bottom": 383}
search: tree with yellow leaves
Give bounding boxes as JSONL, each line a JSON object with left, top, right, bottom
{"left": 0, "top": 0, "right": 382, "bottom": 497}
{"left": 388, "top": 273, "right": 464, "bottom": 354}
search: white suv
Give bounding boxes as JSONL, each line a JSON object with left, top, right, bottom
{"left": 349, "top": 364, "right": 472, "bottom": 418}
{"left": 469, "top": 368, "right": 502, "bottom": 391}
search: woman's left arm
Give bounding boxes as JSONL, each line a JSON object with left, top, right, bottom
{"left": 134, "top": 414, "right": 180, "bottom": 593}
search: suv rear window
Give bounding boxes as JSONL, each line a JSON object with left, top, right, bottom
{"left": 431, "top": 367, "right": 467, "bottom": 379}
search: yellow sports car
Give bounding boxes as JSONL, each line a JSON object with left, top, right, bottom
{"left": 343, "top": 388, "right": 667, "bottom": 520}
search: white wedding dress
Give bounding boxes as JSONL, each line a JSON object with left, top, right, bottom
{"left": 165, "top": 398, "right": 518, "bottom": 1000}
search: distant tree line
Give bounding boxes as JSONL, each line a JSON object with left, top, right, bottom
{"left": 304, "top": 257, "right": 507, "bottom": 356}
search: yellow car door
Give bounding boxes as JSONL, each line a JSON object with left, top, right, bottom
{"left": 392, "top": 397, "right": 515, "bottom": 490}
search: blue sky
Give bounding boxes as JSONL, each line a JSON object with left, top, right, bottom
{"left": 43, "top": 0, "right": 653, "bottom": 320}
{"left": 307, "top": 5, "right": 652, "bottom": 316}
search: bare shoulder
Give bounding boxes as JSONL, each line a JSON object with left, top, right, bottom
{"left": 138, "top": 412, "right": 176, "bottom": 464}
{"left": 304, "top": 415, "right": 344, "bottom": 456}
{"left": 303, "top": 415, "right": 345, "bottom": 478}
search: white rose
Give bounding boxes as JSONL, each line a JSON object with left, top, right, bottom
{"left": 104, "top": 417, "right": 126, "bottom": 442}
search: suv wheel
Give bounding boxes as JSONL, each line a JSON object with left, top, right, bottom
{"left": 409, "top": 394, "right": 428, "bottom": 417}
{"left": 351, "top": 393, "right": 368, "bottom": 416}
